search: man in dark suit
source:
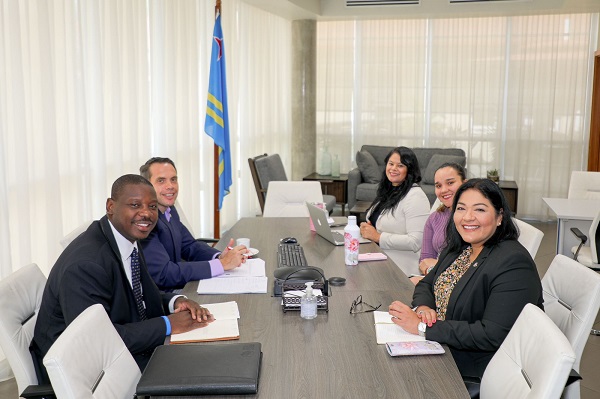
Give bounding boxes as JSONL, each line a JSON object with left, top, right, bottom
{"left": 139, "top": 157, "right": 247, "bottom": 291}
{"left": 33, "top": 174, "right": 213, "bottom": 377}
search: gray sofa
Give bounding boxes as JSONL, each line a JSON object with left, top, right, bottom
{"left": 348, "top": 145, "right": 466, "bottom": 210}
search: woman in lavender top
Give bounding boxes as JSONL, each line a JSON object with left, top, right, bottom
{"left": 410, "top": 163, "right": 466, "bottom": 285}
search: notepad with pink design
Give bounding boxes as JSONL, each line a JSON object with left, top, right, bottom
{"left": 386, "top": 340, "right": 445, "bottom": 356}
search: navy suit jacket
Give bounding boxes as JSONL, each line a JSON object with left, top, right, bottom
{"left": 140, "top": 206, "right": 220, "bottom": 290}
{"left": 33, "top": 216, "right": 174, "bottom": 371}
{"left": 412, "top": 239, "right": 544, "bottom": 378}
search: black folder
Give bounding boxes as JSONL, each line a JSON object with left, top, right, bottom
{"left": 136, "top": 342, "right": 262, "bottom": 396}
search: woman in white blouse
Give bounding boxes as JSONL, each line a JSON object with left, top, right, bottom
{"left": 359, "top": 146, "right": 430, "bottom": 275}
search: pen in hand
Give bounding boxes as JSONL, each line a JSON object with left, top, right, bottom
{"left": 227, "top": 246, "right": 249, "bottom": 257}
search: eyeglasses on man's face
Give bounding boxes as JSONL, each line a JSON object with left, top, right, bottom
{"left": 350, "top": 295, "right": 381, "bottom": 314}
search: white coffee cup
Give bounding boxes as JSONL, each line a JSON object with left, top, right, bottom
{"left": 236, "top": 238, "right": 250, "bottom": 248}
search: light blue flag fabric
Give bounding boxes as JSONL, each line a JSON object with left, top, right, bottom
{"left": 204, "top": 12, "right": 232, "bottom": 210}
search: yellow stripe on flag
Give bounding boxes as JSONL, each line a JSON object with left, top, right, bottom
{"left": 207, "top": 93, "right": 223, "bottom": 112}
{"left": 206, "top": 107, "right": 224, "bottom": 128}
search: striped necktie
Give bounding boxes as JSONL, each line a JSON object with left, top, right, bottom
{"left": 130, "top": 248, "right": 147, "bottom": 320}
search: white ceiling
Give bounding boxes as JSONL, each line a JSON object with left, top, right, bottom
{"left": 242, "top": 0, "right": 600, "bottom": 21}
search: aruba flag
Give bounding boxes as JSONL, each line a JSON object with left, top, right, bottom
{"left": 204, "top": 12, "right": 231, "bottom": 210}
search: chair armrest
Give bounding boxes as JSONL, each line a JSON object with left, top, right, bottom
{"left": 196, "top": 238, "right": 219, "bottom": 248}
{"left": 570, "top": 227, "right": 588, "bottom": 243}
{"left": 347, "top": 167, "right": 363, "bottom": 210}
{"left": 566, "top": 369, "right": 582, "bottom": 386}
{"left": 20, "top": 384, "right": 54, "bottom": 399}
{"left": 570, "top": 227, "right": 588, "bottom": 260}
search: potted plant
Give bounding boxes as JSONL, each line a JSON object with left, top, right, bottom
{"left": 487, "top": 169, "right": 500, "bottom": 183}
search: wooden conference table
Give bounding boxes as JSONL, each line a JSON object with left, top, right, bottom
{"left": 172, "top": 217, "right": 469, "bottom": 399}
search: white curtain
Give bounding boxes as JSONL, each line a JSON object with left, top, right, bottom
{"left": 0, "top": 0, "right": 292, "bottom": 280}
{"left": 316, "top": 14, "right": 598, "bottom": 220}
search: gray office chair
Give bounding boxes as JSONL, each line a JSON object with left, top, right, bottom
{"left": 542, "top": 254, "right": 600, "bottom": 398}
{"left": 0, "top": 263, "right": 54, "bottom": 398}
{"left": 43, "top": 304, "right": 141, "bottom": 399}
{"left": 249, "top": 153, "right": 336, "bottom": 215}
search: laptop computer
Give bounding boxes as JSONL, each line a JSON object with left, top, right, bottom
{"left": 306, "top": 202, "right": 370, "bottom": 246}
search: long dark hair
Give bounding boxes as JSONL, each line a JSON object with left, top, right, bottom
{"left": 371, "top": 147, "right": 421, "bottom": 216}
{"left": 445, "top": 178, "right": 518, "bottom": 253}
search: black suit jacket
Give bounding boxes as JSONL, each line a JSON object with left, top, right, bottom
{"left": 33, "top": 216, "right": 175, "bottom": 370}
{"left": 412, "top": 239, "right": 544, "bottom": 378}
{"left": 140, "top": 206, "right": 219, "bottom": 290}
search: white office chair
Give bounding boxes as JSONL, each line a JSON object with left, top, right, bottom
{"left": 263, "top": 181, "right": 326, "bottom": 217}
{"left": 43, "top": 304, "right": 141, "bottom": 399}
{"left": 567, "top": 171, "right": 600, "bottom": 200}
{"left": 59, "top": 220, "right": 93, "bottom": 249}
{"left": 570, "top": 211, "right": 600, "bottom": 272}
{"left": 514, "top": 218, "right": 544, "bottom": 258}
{"left": 480, "top": 303, "right": 576, "bottom": 399}
{"left": 0, "top": 263, "right": 53, "bottom": 398}
{"left": 542, "top": 254, "right": 600, "bottom": 399}
{"left": 429, "top": 198, "right": 443, "bottom": 213}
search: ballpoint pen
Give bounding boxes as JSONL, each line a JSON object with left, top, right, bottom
{"left": 227, "top": 246, "right": 250, "bottom": 257}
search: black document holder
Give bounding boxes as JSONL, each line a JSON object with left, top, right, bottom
{"left": 136, "top": 342, "right": 262, "bottom": 396}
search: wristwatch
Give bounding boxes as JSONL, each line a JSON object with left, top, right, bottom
{"left": 418, "top": 322, "right": 427, "bottom": 337}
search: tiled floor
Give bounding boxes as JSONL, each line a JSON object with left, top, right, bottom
{"left": 1, "top": 220, "right": 599, "bottom": 398}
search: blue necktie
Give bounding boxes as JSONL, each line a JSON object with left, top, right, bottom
{"left": 130, "top": 248, "right": 147, "bottom": 320}
{"left": 165, "top": 207, "right": 171, "bottom": 222}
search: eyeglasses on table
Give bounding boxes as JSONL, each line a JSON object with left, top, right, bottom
{"left": 350, "top": 294, "right": 381, "bottom": 314}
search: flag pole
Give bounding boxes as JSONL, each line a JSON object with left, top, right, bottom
{"left": 212, "top": 0, "right": 222, "bottom": 239}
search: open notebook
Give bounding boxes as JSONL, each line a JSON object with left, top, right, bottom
{"left": 373, "top": 311, "right": 425, "bottom": 345}
{"left": 170, "top": 301, "right": 240, "bottom": 344}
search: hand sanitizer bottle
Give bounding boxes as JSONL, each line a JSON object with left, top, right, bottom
{"left": 344, "top": 216, "right": 360, "bottom": 265}
{"left": 300, "top": 282, "right": 317, "bottom": 319}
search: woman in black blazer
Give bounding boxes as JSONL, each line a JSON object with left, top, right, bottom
{"left": 389, "top": 178, "right": 543, "bottom": 379}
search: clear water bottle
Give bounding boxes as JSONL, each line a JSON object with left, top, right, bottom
{"left": 331, "top": 154, "right": 340, "bottom": 177}
{"left": 300, "top": 282, "right": 317, "bottom": 319}
{"left": 344, "top": 216, "right": 360, "bottom": 265}
{"left": 320, "top": 146, "right": 332, "bottom": 176}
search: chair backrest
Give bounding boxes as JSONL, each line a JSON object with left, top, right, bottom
{"left": 429, "top": 198, "right": 442, "bottom": 214}
{"left": 513, "top": 218, "right": 544, "bottom": 258}
{"left": 60, "top": 220, "right": 93, "bottom": 249}
{"left": 43, "top": 304, "right": 141, "bottom": 399}
{"left": 542, "top": 254, "right": 600, "bottom": 373}
{"left": 0, "top": 263, "right": 46, "bottom": 395}
{"left": 589, "top": 211, "right": 600, "bottom": 264}
{"left": 263, "top": 181, "right": 324, "bottom": 217}
{"left": 567, "top": 171, "right": 600, "bottom": 200}
{"left": 480, "top": 303, "right": 575, "bottom": 399}
{"left": 248, "top": 153, "right": 288, "bottom": 212}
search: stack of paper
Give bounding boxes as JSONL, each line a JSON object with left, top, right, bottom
{"left": 373, "top": 311, "right": 425, "bottom": 345}
{"left": 197, "top": 258, "right": 268, "bottom": 294}
{"left": 170, "top": 301, "right": 240, "bottom": 344}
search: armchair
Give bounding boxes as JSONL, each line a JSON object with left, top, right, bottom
{"left": 0, "top": 263, "right": 54, "bottom": 399}
{"left": 249, "top": 153, "right": 336, "bottom": 215}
